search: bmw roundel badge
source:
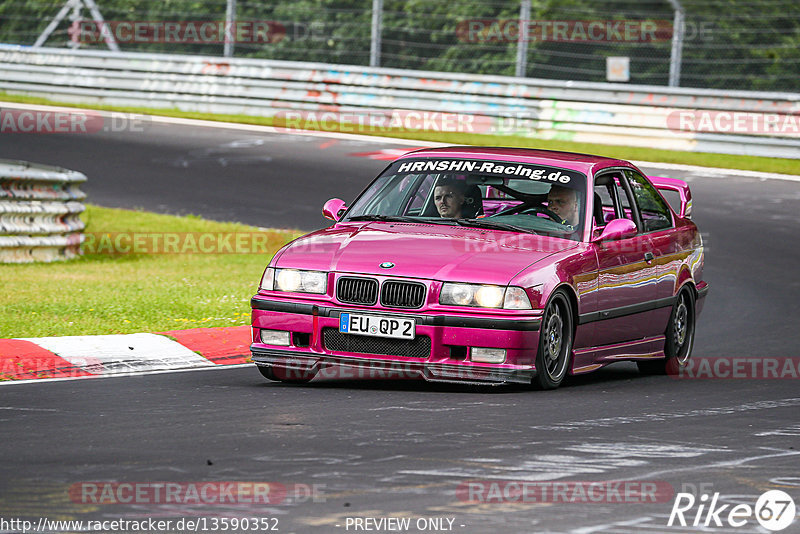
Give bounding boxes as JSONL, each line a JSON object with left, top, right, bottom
{"left": 380, "top": 262, "right": 395, "bottom": 269}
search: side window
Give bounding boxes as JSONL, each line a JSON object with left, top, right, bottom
{"left": 593, "top": 173, "right": 635, "bottom": 232}
{"left": 625, "top": 170, "right": 673, "bottom": 232}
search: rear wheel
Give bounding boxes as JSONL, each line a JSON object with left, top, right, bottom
{"left": 533, "top": 291, "right": 574, "bottom": 390}
{"left": 638, "top": 288, "right": 696, "bottom": 375}
{"left": 257, "top": 365, "right": 317, "bottom": 384}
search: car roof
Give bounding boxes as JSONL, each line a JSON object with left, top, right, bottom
{"left": 396, "top": 146, "right": 635, "bottom": 175}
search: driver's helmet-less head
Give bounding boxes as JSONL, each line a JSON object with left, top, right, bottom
{"left": 436, "top": 175, "right": 482, "bottom": 217}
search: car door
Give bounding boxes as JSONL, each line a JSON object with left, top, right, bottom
{"left": 587, "top": 171, "right": 659, "bottom": 345}
{"left": 624, "top": 169, "right": 681, "bottom": 328}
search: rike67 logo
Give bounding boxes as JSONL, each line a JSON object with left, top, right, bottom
{"left": 668, "top": 490, "right": 796, "bottom": 531}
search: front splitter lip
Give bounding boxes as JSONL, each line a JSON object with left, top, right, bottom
{"left": 251, "top": 347, "right": 535, "bottom": 385}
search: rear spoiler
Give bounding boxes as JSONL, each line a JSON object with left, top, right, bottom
{"left": 648, "top": 176, "right": 692, "bottom": 219}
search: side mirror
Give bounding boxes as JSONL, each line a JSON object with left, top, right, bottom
{"left": 591, "top": 218, "right": 638, "bottom": 242}
{"left": 322, "top": 198, "right": 347, "bottom": 221}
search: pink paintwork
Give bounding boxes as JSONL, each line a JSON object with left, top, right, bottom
{"left": 592, "top": 218, "right": 638, "bottom": 242}
{"left": 322, "top": 198, "right": 347, "bottom": 221}
{"left": 648, "top": 175, "right": 693, "bottom": 218}
{"left": 251, "top": 147, "right": 708, "bottom": 389}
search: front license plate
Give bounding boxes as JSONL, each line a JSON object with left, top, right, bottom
{"left": 339, "top": 312, "right": 415, "bottom": 340}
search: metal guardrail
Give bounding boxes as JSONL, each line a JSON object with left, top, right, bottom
{"left": 0, "top": 45, "right": 799, "bottom": 158}
{"left": 0, "top": 159, "right": 86, "bottom": 263}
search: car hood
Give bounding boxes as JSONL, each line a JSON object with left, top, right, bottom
{"left": 274, "top": 222, "right": 578, "bottom": 285}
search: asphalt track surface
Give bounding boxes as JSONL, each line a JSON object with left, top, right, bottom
{"left": 1, "top": 114, "right": 799, "bottom": 533}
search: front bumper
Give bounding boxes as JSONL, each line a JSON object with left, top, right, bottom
{"left": 251, "top": 297, "right": 542, "bottom": 385}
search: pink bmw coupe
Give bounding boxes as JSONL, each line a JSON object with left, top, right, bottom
{"left": 251, "top": 147, "right": 707, "bottom": 389}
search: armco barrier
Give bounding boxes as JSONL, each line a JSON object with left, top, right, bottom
{"left": 0, "top": 45, "right": 798, "bottom": 158}
{"left": 0, "top": 159, "right": 86, "bottom": 263}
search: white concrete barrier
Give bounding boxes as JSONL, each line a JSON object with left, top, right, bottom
{"left": 0, "top": 45, "right": 798, "bottom": 158}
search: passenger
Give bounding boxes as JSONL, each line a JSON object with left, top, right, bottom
{"left": 546, "top": 185, "right": 579, "bottom": 226}
{"left": 433, "top": 178, "right": 467, "bottom": 219}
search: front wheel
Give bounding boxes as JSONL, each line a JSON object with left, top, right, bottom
{"left": 638, "top": 288, "right": 696, "bottom": 375}
{"left": 533, "top": 291, "right": 574, "bottom": 390}
{"left": 258, "top": 365, "right": 317, "bottom": 384}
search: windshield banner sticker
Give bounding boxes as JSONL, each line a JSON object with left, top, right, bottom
{"left": 395, "top": 159, "right": 576, "bottom": 183}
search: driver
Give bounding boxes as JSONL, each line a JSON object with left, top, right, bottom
{"left": 546, "top": 185, "right": 579, "bottom": 226}
{"left": 434, "top": 178, "right": 466, "bottom": 219}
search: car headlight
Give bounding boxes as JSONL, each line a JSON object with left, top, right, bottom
{"left": 441, "top": 283, "right": 473, "bottom": 306}
{"left": 475, "top": 285, "right": 504, "bottom": 308}
{"left": 440, "top": 283, "right": 531, "bottom": 310}
{"left": 261, "top": 267, "right": 327, "bottom": 294}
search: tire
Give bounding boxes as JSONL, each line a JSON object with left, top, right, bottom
{"left": 257, "top": 365, "right": 317, "bottom": 384}
{"left": 533, "top": 290, "right": 574, "bottom": 390}
{"left": 637, "top": 288, "right": 696, "bottom": 375}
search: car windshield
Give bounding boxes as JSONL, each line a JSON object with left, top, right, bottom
{"left": 344, "top": 158, "right": 587, "bottom": 241}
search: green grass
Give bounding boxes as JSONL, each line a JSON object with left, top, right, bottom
{"left": 0, "top": 205, "right": 301, "bottom": 338}
{"left": 2, "top": 91, "right": 799, "bottom": 176}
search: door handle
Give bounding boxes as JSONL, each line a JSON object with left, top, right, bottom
{"left": 644, "top": 252, "right": 654, "bottom": 262}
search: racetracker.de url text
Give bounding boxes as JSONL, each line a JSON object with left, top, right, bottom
{"left": 0, "top": 517, "right": 279, "bottom": 533}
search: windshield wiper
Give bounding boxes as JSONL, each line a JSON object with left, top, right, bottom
{"left": 454, "top": 218, "right": 538, "bottom": 234}
{"left": 348, "top": 215, "right": 455, "bottom": 225}
{"left": 348, "top": 215, "right": 420, "bottom": 223}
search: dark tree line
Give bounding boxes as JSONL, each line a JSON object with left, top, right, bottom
{"left": 1, "top": 0, "right": 797, "bottom": 91}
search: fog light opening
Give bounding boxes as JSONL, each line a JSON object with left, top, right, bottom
{"left": 292, "top": 332, "right": 311, "bottom": 348}
{"left": 449, "top": 346, "right": 468, "bottom": 361}
{"left": 259, "top": 329, "right": 290, "bottom": 346}
{"left": 471, "top": 347, "right": 507, "bottom": 364}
